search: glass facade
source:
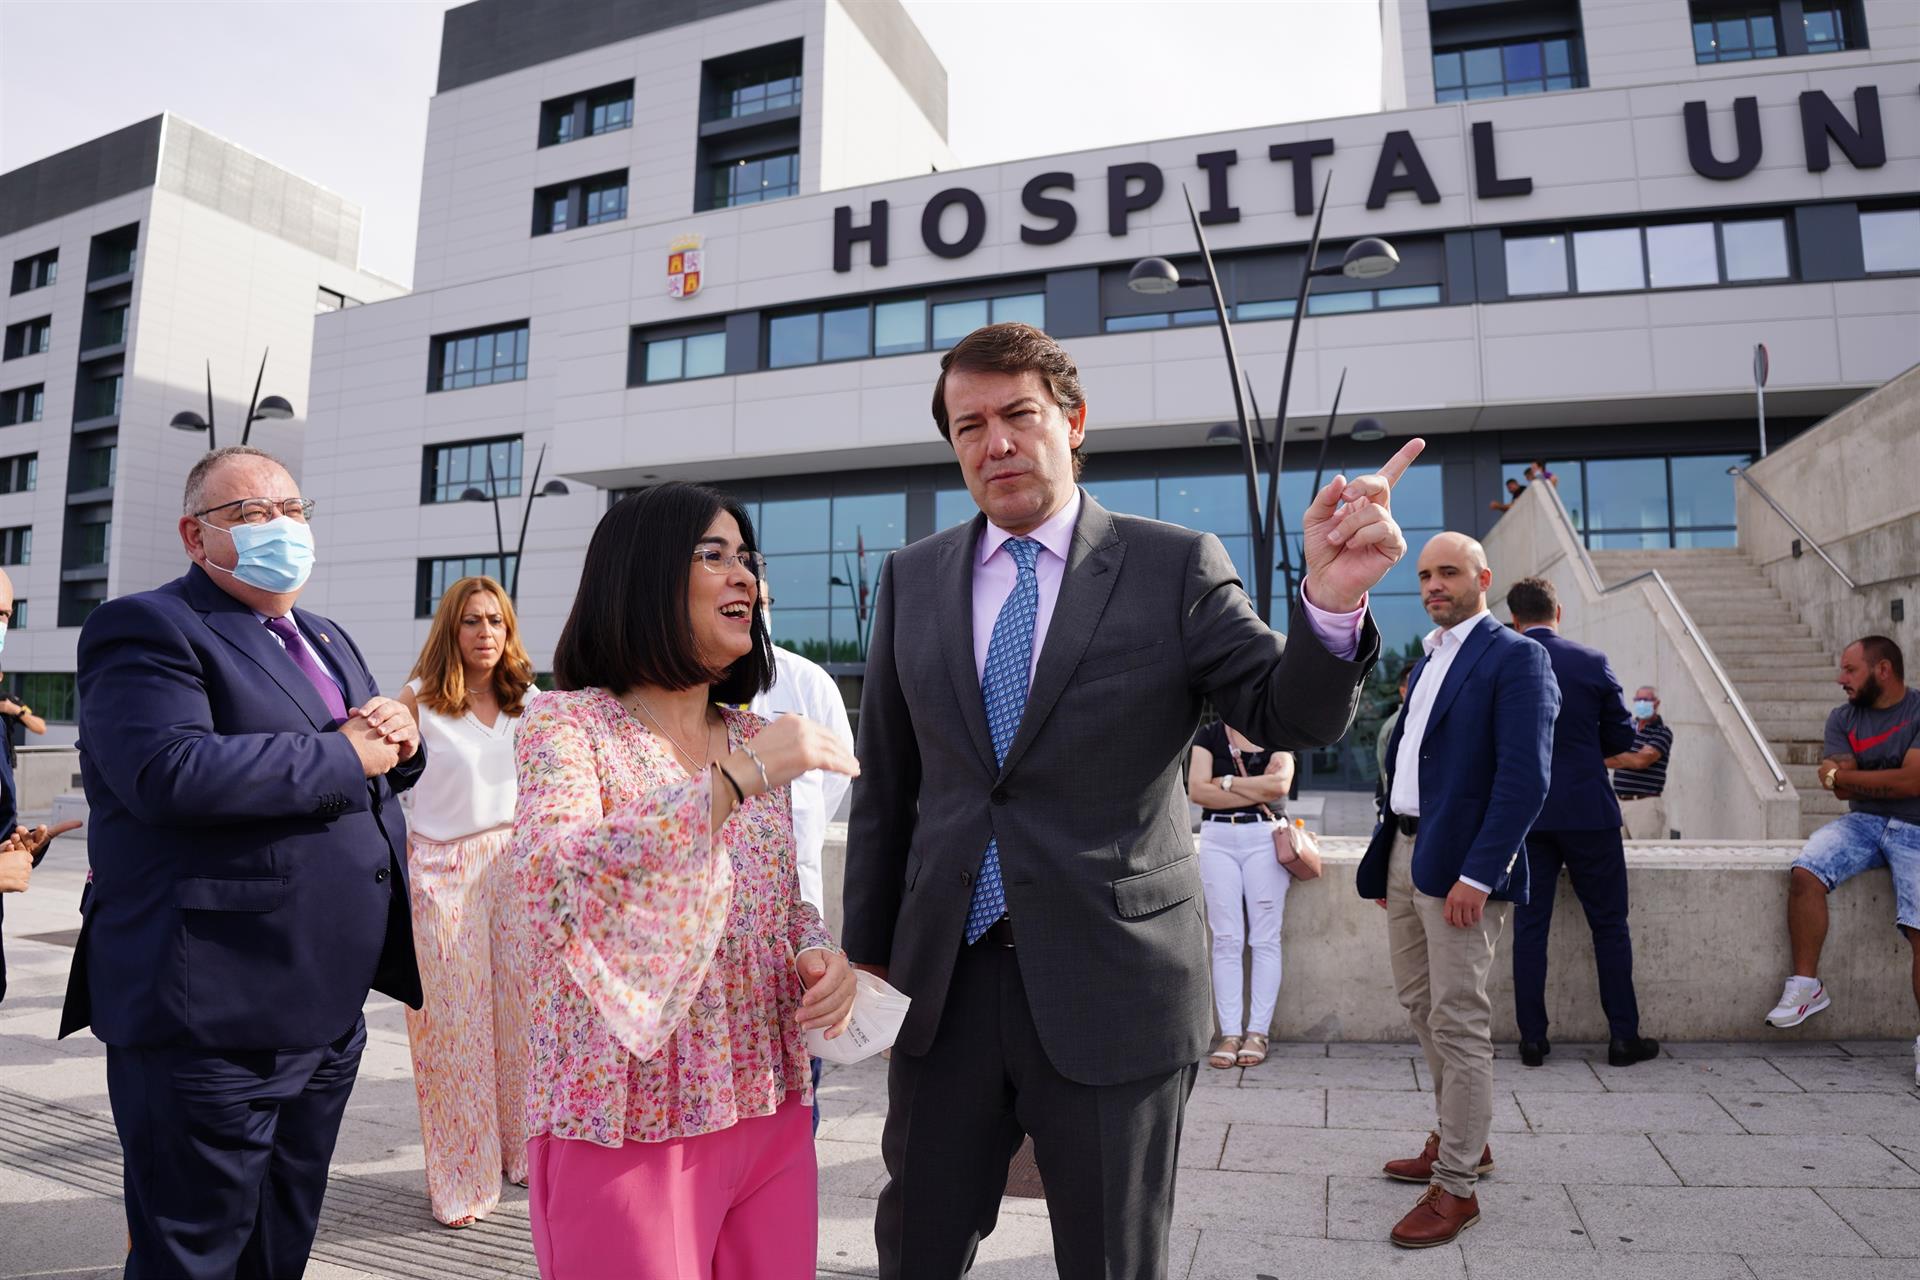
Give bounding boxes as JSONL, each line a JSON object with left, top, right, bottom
{"left": 418, "top": 554, "right": 519, "bottom": 618}
{"left": 1502, "top": 452, "right": 1750, "bottom": 549}
{"left": 1508, "top": 218, "right": 1791, "bottom": 296}
{"left": 763, "top": 291, "right": 1045, "bottom": 371}
{"left": 644, "top": 331, "right": 727, "bottom": 383}
{"left": 431, "top": 323, "right": 530, "bottom": 391}
{"left": 1861, "top": 209, "right": 1920, "bottom": 273}
{"left": 1433, "top": 35, "right": 1583, "bottom": 100}
{"left": 715, "top": 61, "right": 802, "bottom": 119}
{"left": 423, "top": 436, "right": 522, "bottom": 503}
{"left": 1693, "top": 6, "right": 1779, "bottom": 61}
{"left": 0, "top": 453, "right": 34, "bottom": 494}
{"left": 712, "top": 150, "right": 799, "bottom": 208}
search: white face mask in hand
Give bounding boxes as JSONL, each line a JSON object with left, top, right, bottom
{"left": 806, "top": 970, "right": 912, "bottom": 1065}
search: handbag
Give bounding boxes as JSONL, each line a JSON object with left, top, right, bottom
{"left": 1231, "top": 745, "right": 1323, "bottom": 882}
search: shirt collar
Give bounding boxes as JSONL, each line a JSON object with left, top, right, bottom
{"left": 1422, "top": 608, "right": 1490, "bottom": 656}
{"left": 978, "top": 488, "right": 1082, "bottom": 567}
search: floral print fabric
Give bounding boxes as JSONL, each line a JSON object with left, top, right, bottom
{"left": 513, "top": 689, "right": 835, "bottom": 1146}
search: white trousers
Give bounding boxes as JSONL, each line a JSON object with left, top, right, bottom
{"left": 1197, "top": 819, "right": 1291, "bottom": 1037}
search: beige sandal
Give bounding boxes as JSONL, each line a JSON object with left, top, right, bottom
{"left": 1236, "top": 1033, "right": 1269, "bottom": 1067}
{"left": 1208, "top": 1035, "right": 1243, "bottom": 1069}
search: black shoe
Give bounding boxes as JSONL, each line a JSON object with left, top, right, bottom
{"left": 1608, "top": 1036, "right": 1660, "bottom": 1067}
{"left": 1518, "top": 1039, "right": 1550, "bottom": 1067}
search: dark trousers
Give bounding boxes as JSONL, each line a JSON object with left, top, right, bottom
{"left": 106, "top": 1015, "right": 366, "bottom": 1280}
{"left": 1512, "top": 829, "right": 1641, "bottom": 1042}
{"left": 875, "top": 939, "right": 1195, "bottom": 1280}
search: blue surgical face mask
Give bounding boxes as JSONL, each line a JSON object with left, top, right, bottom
{"left": 200, "top": 515, "right": 316, "bottom": 594}
{"left": 1632, "top": 699, "right": 1655, "bottom": 719}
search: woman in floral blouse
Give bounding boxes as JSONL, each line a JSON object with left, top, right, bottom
{"left": 513, "top": 482, "right": 859, "bottom": 1279}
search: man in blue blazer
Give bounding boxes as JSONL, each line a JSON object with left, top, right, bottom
{"left": 1357, "top": 532, "right": 1557, "bottom": 1248}
{"left": 61, "top": 447, "right": 425, "bottom": 1280}
{"left": 1505, "top": 577, "right": 1659, "bottom": 1069}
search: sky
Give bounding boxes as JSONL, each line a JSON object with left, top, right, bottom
{"left": 0, "top": 0, "right": 1382, "bottom": 287}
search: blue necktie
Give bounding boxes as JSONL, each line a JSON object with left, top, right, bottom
{"left": 967, "top": 537, "right": 1040, "bottom": 944}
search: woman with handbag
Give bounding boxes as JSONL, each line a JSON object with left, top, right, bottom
{"left": 1188, "top": 721, "right": 1317, "bottom": 1069}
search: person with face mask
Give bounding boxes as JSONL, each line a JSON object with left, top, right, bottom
{"left": 1610, "top": 686, "right": 1673, "bottom": 840}
{"left": 60, "top": 445, "right": 427, "bottom": 1280}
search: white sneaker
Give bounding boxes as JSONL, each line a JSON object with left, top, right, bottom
{"left": 1765, "top": 976, "right": 1830, "bottom": 1028}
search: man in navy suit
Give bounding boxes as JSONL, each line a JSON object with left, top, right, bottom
{"left": 1506, "top": 577, "right": 1659, "bottom": 1070}
{"left": 1358, "top": 533, "right": 1557, "bottom": 1248}
{"left": 62, "top": 446, "right": 425, "bottom": 1280}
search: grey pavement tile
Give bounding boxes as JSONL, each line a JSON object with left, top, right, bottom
{"left": 1651, "top": 1132, "right": 1920, "bottom": 1188}
{"left": 816, "top": 1102, "right": 889, "bottom": 1145}
{"left": 1187, "top": 1227, "right": 1467, "bottom": 1278}
{"left": 1837, "top": 1041, "right": 1915, "bottom": 1057}
{"left": 1183, "top": 1085, "right": 1324, "bottom": 1127}
{"left": 1331, "top": 1088, "right": 1531, "bottom": 1133}
{"left": 1517, "top": 1092, "right": 1743, "bottom": 1134}
{"left": 816, "top": 1192, "right": 1062, "bottom": 1279}
{"left": 1240, "top": 1057, "right": 1420, "bottom": 1092}
{"left": 1220, "top": 1124, "right": 1433, "bottom": 1177}
{"left": 1770, "top": 1055, "right": 1920, "bottom": 1094}
{"left": 1462, "top": 1249, "right": 1754, "bottom": 1279}
{"left": 1569, "top": 1185, "right": 1875, "bottom": 1256}
{"left": 1745, "top": 1261, "right": 1920, "bottom": 1280}
{"left": 1592, "top": 1057, "right": 1800, "bottom": 1094}
{"left": 1179, "top": 1121, "right": 1227, "bottom": 1170}
{"left": 1481, "top": 1133, "right": 1677, "bottom": 1186}
{"left": 1259, "top": 1041, "right": 1334, "bottom": 1058}
{"left": 1328, "top": 1042, "right": 1423, "bottom": 1059}
{"left": 1814, "top": 1188, "right": 1920, "bottom": 1257}
{"left": 1193, "top": 1063, "right": 1247, "bottom": 1088}
{"left": 1664, "top": 1040, "right": 1849, "bottom": 1059}
{"left": 1713, "top": 1091, "right": 1920, "bottom": 1136}
{"left": 1494, "top": 1042, "right": 1610, "bottom": 1062}
{"left": 816, "top": 1138, "right": 888, "bottom": 1200}
{"left": 1170, "top": 1167, "right": 1326, "bottom": 1239}
{"left": 1328, "top": 1176, "right": 1593, "bottom": 1253}
{"left": 1878, "top": 1135, "right": 1920, "bottom": 1175}
{"left": 1420, "top": 1057, "right": 1604, "bottom": 1094}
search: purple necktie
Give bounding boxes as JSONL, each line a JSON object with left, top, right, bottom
{"left": 263, "top": 615, "right": 349, "bottom": 726}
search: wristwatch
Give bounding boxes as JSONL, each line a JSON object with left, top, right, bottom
{"left": 1219, "top": 775, "right": 1235, "bottom": 793}
{"left": 1820, "top": 765, "right": 1839, "bottom": 791}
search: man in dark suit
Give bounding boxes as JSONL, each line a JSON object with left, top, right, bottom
{"left": 845, "top": 322, "right": 1423, "bottom": 1279}
{"left": 62, "top": 446, "right": 425, "bottom": 1280}
{"left": 1505, "top": 576, "right": 1659, "bottom": 1069}
{"left": 1360, "top": 533, "right": 1557, "bottom": 1248}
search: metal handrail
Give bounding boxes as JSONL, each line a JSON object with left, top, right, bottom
{"left": 1728, "top": 466, "right": 1857, "bottom": 590}
{"left": 1534, "top": 482, "right": 1791, "bottom": 794}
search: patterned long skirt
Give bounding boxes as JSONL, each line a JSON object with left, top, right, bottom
{"left": 404, "top": 826, "right": 531, "bottom": 1224}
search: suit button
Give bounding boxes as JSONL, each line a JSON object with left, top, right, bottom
{"left": 375, "top": 868, "right": 389, "bottom": 883}
{"left": 990, "top": 787, "right": 1008, "bottom": 805}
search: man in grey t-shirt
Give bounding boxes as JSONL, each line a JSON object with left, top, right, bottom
{"left": 1764, "top": 636, "right": 1920, "bottom": 1085}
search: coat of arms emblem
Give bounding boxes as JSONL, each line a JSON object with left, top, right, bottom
{"left": 668, "top": 235, "right": 703, "bottom": 299}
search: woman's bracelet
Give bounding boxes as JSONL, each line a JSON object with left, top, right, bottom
{"left": 714, "top": 763, "right": 747, "bottom": 807}
{"left": 740, "top": 744, "right": 772, "bottom": 795}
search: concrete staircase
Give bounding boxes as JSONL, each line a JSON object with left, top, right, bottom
{"left": 1588, "top": 547, "right": 1839, "bottom": 838}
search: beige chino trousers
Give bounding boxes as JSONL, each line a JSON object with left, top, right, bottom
{"left": 1385, "top": 827, "right": 1510, "bottom": 1198}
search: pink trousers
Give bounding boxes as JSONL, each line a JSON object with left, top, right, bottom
{"left": 527, "top": 1095, "right": 816, "bottom": 1279}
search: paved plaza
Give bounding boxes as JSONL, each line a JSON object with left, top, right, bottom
{"left": 5, "top": 852, "right": 1920, "bottom": 1279}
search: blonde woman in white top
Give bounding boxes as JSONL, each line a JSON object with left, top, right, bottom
{"left": 396, "top": 575, "right": 538, "bottom": 1227}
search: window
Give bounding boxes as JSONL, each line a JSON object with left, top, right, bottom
{"left": 0, "top": 384, "right": 43, "bottom": 426}
{"left": 418, "top": 555, "right": 517, "bottom": 618}
{"left": 711, "top": 150, "right": 798, "bottom": 208}
{"left": 423, "top": 436, "right": 522, "bottom": 503}
{"left": 92, "top": 304, "right": 129, "bottom": 347}
{"left": 1574, "top": 227, "right": 1646, "bottom": 293}
{"left": 1861, "top": 209, "right": 1920, "bottom": 273}
{"left": 0, "top": 526, "right": 30, "bottom": 565}
{"left": 873, "top": 299, "right": 926, "bottom": 356}
{"left": 0, "top": 453, "right": 35, "bottom": 494}
{"left": 9, "top": 599, "right": 23, "bottom": 630}
{"left": 3, "top": 317, "right": 51, "bottom": 360}
{"left": 74, "top": 520, "right": 111, "bottom": 567}
{"left": 1506, "top": 216, "right": 1794, "bottom": 296}
{"left": 936, "top": 293, "right": 1044, "bottom": 348}
{"left": 713, "top": 59, "right": 802, "bottom": 120}
{"left": 1110, "top": 285, "right": 1439, "bottom": 333}
{"left": 1720, "top": 218, "right": 1790, "bottom": 280}
{"left": 1646, "top": 223, "right": 1720, "bottom": 288}
{"left": 79, "top": 374, "right": 122, "bottom": 420}
{"left": 1801, "top": 4, "right": 1849, "bottom": 53}
{"left": 1692, "top": 5, "right": 1779, "bottom": 61}
{"left": 757, "top": 290, "right": 1046, "bottom": 372}
{"left": 12, "top": 673, "right": 74, "bottom": 722}
{"left": 74, "top": 444, "right": 116, "bottom": 491}
{"left": 314, "top": 286, "right": 359, "bottom": 313}
{"left": 1433, "top": 35, "right": 1583, "bottom": 101}
{"left": 1508, "top": 452, "right": 1750, "bottom": 548}
{"left": 430, "top": 322, "right": 529, "bottom": 391}
{"left": 539, "top": 80, "right": 635, "bottom": 147}
{"left": 9, "top": 249, "right": 57, "bottom": 295}
{"left": 89, "top": 224, "right": 138, "bottom": 281}
{"left": 533, "top": 170, "right": 628, "bottom": 234}
{"left": 642, "top": 331, "right": 727, "bottom": 383}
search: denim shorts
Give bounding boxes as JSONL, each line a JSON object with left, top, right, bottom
{"left": 1793, "top": 811, "right": 1920, "bottom": 932}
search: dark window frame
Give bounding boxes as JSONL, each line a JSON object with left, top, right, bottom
{"left": 0, "top": 384, "right": 43, "bottom": 427}
{"left": 0, "top": 525, "right": 31, "bottom": 565}
{"left": 638, "top": 329, "right": 729, "bottom": 384}
{"left": 422, "top": 435, "right": 524, "bottom": 504}
{"left": 538, "top": 79, "right": 636, "bottom": 148}
{"left": 9, "top": 249, "right": 58, "bottom": 296}
{"left": 417, "top": 554, "right": 520, "bottom": 618}
{"left": 0, "top": 452, "right": 36, "bottom": 495}
{"left": 11, "top": 672, "right": 75, "bottom": 722}
{"left": 2, "top": 316, "right": 51, "bottom": 360}
{"left": 1433, "top": 33, "right": 1586, "bottom": 101}
{"left": 708, "top": 148, "right": 800, "bottom": 210}
{"left": 428, "top": 322, "right": 530, "bottom": 392}
{"left": 533, "top": 169, "right": 630, "bottom": 236}
{"left": 1504, "top": 213, "right": 1799, "bottom": 298}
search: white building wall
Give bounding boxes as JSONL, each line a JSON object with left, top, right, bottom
{"left": 814, "top": 0, "right": 955, "bottom": 191}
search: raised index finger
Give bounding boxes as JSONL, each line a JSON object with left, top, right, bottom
{"left": 1375, "top": 438, "right": 1427, "bottom": 487}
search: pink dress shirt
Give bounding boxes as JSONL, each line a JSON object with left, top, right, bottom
{"left": 971, "top": 489, "right": 1365, "bottom": 682}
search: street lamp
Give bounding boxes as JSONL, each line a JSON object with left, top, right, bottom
{"left": 169, "top": 351, "right": 297, "bottom": 451}
{"left": 460, "top": 441, "right": 570, "bottom": 601}
{"left": 1129, "top": 177, "right": 1398, "bottom": 618}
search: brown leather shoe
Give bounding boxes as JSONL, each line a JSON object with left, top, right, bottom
{"left": 1382, "top": 1131, "right": 1494, "bottom": 1183}
{"left": 1391, "top": 1184, "right": 1481, "bottom": 1248}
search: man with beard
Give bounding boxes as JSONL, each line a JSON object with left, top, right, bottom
{"left": 1767, "top": 636, "right": 1920, "bottom": 1085}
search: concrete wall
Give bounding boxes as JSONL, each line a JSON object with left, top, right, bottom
{"left": 821, "top": 829, "right": 1915, "bottom": 1041}
{"left": 1738, "top": 362, "right": 1920, "bottom": 663}
{"left": 1482, "top": 484, "right": 1801, "bottom": 839}
{"left": 14, "top": 746, "right": 80, "bottom": 815}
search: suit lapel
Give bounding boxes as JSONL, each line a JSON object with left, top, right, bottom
{"left": 188, "top": 567, "right": 334, "bottom": 731}
{"left": 1422, "top": 615, "right": 1499, "bottom": 741}
{"left": 938, "top": 518, "right": 998, "bottom": 775}
{"left": 995, "top": 497, "right": 1123, "bottom": 782}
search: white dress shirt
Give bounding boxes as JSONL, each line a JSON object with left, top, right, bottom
{"left": 751, "top": 645, "right": 854, "bottom": 912}
{"left": 1390, "top": 608, "right": 1493, "bottom": 893}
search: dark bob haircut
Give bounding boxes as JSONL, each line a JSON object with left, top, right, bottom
{"left": 552, "top": 481, "right": 774, "bottom": 703}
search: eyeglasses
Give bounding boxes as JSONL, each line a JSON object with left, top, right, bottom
{"left": 195, "top": 497, "right": 316, "bottom": 525}
{"left": 692, "top": 548, "right": 766, "bottom": 577}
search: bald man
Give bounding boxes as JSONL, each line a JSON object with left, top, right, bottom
{"left": 1357, "top": 533, "right": 1558, "bottom": 1248}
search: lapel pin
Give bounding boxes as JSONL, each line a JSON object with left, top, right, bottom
{"left": 320, "top": 633, "right": 331, "bottom": 643}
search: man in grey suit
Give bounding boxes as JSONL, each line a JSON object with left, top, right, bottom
{"left": 844, "top": 322, "right": 1425, "bottom": 1278}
